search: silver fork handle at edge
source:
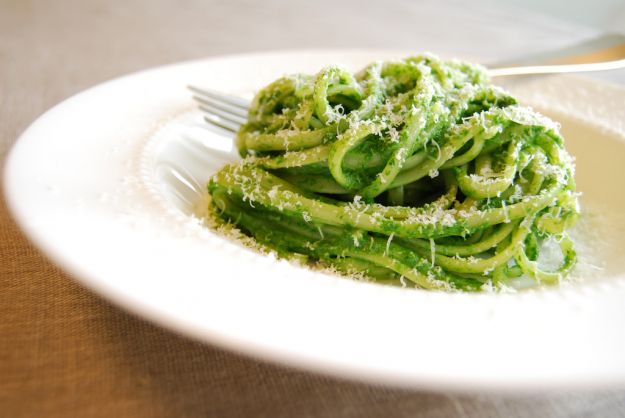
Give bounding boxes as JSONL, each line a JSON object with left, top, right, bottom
{"left": 488, "top": 32, "right": 625, "bottom": 76}
{"left": 489, "top": 57, "right": 625, "bottom": 77}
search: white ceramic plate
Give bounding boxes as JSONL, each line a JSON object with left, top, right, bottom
{"left": 5, "top": 50, "right": 625, "bottom": 392}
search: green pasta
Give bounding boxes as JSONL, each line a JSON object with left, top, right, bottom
{"left": 207, "top": 55, "right": 579, "bottom": 291}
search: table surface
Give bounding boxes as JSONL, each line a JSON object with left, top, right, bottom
{"left": 2, "top": 0, "right": 625, "bottom": 416}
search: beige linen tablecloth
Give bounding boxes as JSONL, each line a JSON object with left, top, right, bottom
{"left": 2, "top": 1, "right": 625, "bottom": 416}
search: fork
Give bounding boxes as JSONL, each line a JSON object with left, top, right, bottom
{"left": 191, "top": 34, "right": 625, "bottom": 135}
{"left": 189, "top": 85, "right": 249, "bottom": 134}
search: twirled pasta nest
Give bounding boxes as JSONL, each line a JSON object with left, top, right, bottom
{"left": 207, "top": 55, "right": 579, "bottom": 292}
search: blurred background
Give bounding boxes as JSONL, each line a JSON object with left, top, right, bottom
{"left": 1, "top": 0, "right": 625, "bottom": 417}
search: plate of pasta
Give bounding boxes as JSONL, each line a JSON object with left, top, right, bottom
{"left": 5, "top": 50, "right": 625, "bottom": 391}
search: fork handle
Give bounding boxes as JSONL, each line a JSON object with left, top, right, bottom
{"left": 488, "top": 58, "right": 625, "bottom": 77}
{"left": 487, "top": 32, "right": 625, "bottom": 77}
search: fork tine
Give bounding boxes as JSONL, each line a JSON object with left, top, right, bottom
{"left": 203, "top": 116, "right": 239, "bottom": 133}
{"left": 199, "top": 104, "right": 246, "bottom": 126}
{"left": 193, "top": 94, "right": 248, "bottom": 119}
{"left": 189, "top": 85, "right": 250, "bottom": 136}
{"left": 188, "top": 85, "right": 250, "bottom": 109}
